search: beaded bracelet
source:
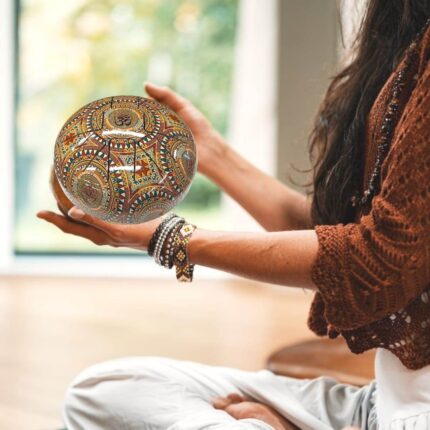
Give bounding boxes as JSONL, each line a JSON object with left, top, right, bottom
{"left": 148, "top": 213, "right": 176, "bottom": 257}
{"left": 160, "top": 220, "right": 185, "bottom": 269}
{"left": 172, "top": 223, "right": 196, "bottom": 282}
{"left": 148, "top": 215, "right": 196, "bottom": 282}
{"left": 154, "top": 216, "right": 184, "bottom": 266}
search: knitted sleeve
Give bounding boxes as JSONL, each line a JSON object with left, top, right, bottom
{"left": 311, "top": 61, "right": 430, "bottom": 331}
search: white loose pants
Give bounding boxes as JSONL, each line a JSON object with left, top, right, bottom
{"left": 63, "top": 356, "right": 378, "bottom": 430}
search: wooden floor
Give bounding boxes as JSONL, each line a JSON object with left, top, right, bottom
{"left": 0, "top": 275, "right": 315, "bottom": 430}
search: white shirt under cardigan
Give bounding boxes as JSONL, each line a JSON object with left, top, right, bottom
{"left": 376, "top": 348, "right": 430, "bottom": 428}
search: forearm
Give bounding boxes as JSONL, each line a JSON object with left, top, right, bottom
{"left": 206, "top": 144, "right": 312, "bottom": 232}
{"left": 188, "top": 228, "right": 318, "bottom": 289}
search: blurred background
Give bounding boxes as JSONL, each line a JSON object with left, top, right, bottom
{"left": 15, "top": 0, "right": 237, "bottom": 254}
{"left": 0, "top": 0, "right": 364, "bottom": 428}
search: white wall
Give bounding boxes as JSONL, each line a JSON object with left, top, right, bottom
{"left": 276, "top": 0, "right": 339, "bottom": 189}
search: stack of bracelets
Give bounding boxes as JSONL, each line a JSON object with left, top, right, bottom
{"left": 148, "top": 213, "right": 196, "bottom": 282}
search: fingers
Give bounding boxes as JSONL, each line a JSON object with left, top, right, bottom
{"left": 212, "top": 397, "right": 229, "bottom": 409}
{"left": 144, "top": 82, "right": 188, "bottom": 112}
{"left": 227, "top": 393, "right": 247, "bottom": 403}
{"left": 67, "top": 207, "right": 120, "bottom": 237}
{"left": 212, "top": 393, "right": 246, "bottom": 409}
{"left": 37, "top": 210, "right": 109, "bottom": 246}
{"left": 223, "top": 403, "right": 248, "bottom": 420}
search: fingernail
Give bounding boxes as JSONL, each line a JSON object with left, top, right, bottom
{"left": 145, "top": 81, "right": 161, "bottom": 89}
{"left": 68, "top": 207, "right": 85, "bottom": 219}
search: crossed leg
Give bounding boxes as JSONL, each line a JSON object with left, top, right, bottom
{"left": 63, "top": 356, "right": 372, "bottom": 430}
{"left": 64, "top": 356, "right": 278, "bottom": 430}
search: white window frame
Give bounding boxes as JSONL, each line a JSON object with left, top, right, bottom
{"left": 224, "top": 0, "right": 279, "bottom": 231}
{"left": 0, "top": 0, "right": 278, "bottom": 279}
{"left": 0, "top": 0, "right": 15, "bottom": 272}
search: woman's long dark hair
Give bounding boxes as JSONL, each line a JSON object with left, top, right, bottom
{"left": 310, "top": 0, "right": 430, "bottom": 225}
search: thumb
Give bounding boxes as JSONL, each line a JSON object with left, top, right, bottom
{"left": 68, "top": 207, "right": 119, "bottom": 237}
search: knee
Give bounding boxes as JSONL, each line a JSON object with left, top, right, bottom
{"left": 63, "top": 356, "right": 171, "bottom": 429}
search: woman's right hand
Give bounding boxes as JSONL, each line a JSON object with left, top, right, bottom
{"left": 145, "top": 82, "right": 229, "bottom": 179}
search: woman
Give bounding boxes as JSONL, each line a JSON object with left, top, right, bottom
{"left": 38, "top": 1, "right": 430, "bottom": 429}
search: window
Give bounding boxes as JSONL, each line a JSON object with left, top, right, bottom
{"left": 14, "top": 0, "right": 239, "bottom": 254}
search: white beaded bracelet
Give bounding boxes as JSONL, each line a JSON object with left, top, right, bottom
{"left": 154, "top": 216, "right": 184, "bottom": 266}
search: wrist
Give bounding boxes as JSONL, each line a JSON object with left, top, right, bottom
{"left": 187, "top": 227, "right": 211, "bottom": 266}
{"left": 148, "top": 214, "right": 197, "bottom": 282}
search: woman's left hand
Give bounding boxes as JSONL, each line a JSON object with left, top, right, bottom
{"left": 37, "top": 207, "right": 161, "bottom": 251}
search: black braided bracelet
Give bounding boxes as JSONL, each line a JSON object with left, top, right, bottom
{"left": 154, "top": 216, "right": 184, "bottom": 265}
{"left": 147, "top": 213, "right": 176, "bottom": 256}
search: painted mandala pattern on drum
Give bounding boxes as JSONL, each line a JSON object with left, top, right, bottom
{"left": 54, "top": 96, "right": 196, "bottom": 223}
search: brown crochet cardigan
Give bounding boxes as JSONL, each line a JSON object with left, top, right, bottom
{"left": 308, "top": 25, "right": 430, "bottom": 371}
